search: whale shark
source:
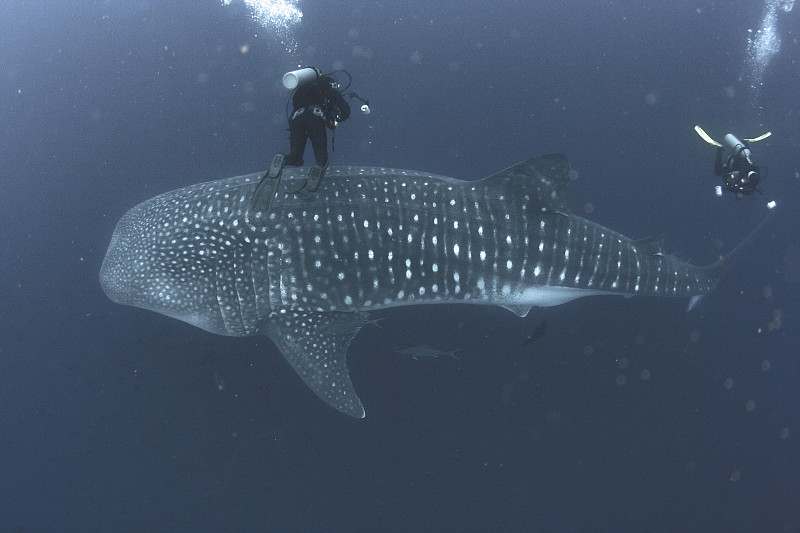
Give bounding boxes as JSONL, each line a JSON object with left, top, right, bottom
{"left": 100, "top": 153, "right": 724, "bottom": 418}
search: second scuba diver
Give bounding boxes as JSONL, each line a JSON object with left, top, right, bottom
{"left": 695, "top": 125, "right": 771, "bottom": 198}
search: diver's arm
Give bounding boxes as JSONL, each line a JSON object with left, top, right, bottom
{"left": 714, "top": 147, "right": 724, "bottom": 176}
{"left": 331, "top": 89, "right": 351, "bottom": 122}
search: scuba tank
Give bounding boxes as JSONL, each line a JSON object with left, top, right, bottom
{"left": 282, "top": 67, "right": 320, "bottom": 90}
{"left": 723, "top": 134, "right": 753, "bottom": 164}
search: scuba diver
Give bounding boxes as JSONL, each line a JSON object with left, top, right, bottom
{"left": 694, "top": 125, "right": 771, "bottom": 198}
{"left": 251, "top": 67, "right": 371, "bottom": 212}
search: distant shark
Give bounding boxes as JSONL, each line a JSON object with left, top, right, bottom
{"left": 100, "top": 154, "right": 728, "bottom": 418}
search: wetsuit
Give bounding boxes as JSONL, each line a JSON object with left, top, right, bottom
{"left": 714, "top": 146, "right": 761, "bottom": 195}
{"left": 285, "top": 76, "right": 351, "bottom": 168}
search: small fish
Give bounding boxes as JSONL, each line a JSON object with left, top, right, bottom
{"left": 395, "top": 344, "right": 459, "bottom": 360}
{"left": 318, "top": 314, "right": 386, "bottom": 335}
{"left": 519, "top": 320, "right": 547, "bottom": 346}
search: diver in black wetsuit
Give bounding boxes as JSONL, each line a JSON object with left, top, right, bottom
{"left": 251, "top": 68, "right": 367, "bottom": 212}
{"left": 714, "top": 142, "right": 761, "bottom": 197}
{"left": 284, "top": 74, "right": 351, "bottom": 170}
{"left": 694, "top": 126, "right": 771, "bottom": 199}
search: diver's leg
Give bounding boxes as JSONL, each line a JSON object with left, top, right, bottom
{"left": 308, "top": 120, "right": 329, "bottom": 168}
{"left": 285, "top": 117, "right": 306, "bottom": 167}
{"left": 714, "top": 147, "right": 724, "bottom": 176}
{"left": 292, "top": 121, "right": 329, "bottom": 201}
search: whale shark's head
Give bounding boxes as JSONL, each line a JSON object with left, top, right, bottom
{"left": 99, "top": 180, "right": 258, "bottom": 335}
{"left": 100, "top": 203, "right": 215, "bottom": 332}
{"left": 99, "top": 207, "right": 140, "bottom": 307}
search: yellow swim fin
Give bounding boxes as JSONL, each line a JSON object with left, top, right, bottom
{"left": 744, "top": 131, "right": 772, "bottom": 143}
{"left": 694, "top": 125, "right": 722, "bottom": 147}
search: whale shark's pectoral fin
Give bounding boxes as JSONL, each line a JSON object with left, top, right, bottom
{"left": 687, "top": 294, "right": 704, "bottom": 312}
{"left": 262, "top": 309, "right": 365, "bottom": 418}
{"left": 501, "top": 304, "right": 533, "bottom": 317}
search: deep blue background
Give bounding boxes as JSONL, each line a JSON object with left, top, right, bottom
{"left": 1, "top": 1, "right": 799, "bottom": 531}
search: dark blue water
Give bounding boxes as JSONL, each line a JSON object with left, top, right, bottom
{"left": 1, "top": 1, "right": 798, "bottom": 531}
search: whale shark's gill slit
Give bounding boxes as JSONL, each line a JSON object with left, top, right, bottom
{"left": 233, "top": 244, "right": 260, "bottom": 335}
{"left": 214, "top": 264, "right": 237, "bottom": 336}
{"left": 249, "top": 239, "right": 270, "bottom": 321}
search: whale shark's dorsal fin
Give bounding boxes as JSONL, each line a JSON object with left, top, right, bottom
{"left": 481, "top": 153, "right": 573, "bottom": 214}
{"left": 634, "top": 232, "right": 667, "bottom": 255}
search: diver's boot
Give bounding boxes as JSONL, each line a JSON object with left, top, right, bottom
{"left": 293, "top": 164, "right": 325, "bottom": 202}
{"left": 250, "top": 153, "right": 285, "bottom": 212}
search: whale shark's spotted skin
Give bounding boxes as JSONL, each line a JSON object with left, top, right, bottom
{"left": 100, "top": 154, "right": 720, "bottom": 417}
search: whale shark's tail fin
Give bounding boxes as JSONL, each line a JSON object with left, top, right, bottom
{"left": 717, "top": 211, "right": 775, "bottom": 268}
{"left": 688, "top": 209, "right": 775, "bottom": 311}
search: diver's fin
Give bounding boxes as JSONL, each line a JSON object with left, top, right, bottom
{"left": 305, "top": 164, "right": 325, "bottom": 192}
{"left": 262, "top": 309, "right": 365, "bottom": 418}
{"left": 744, "top": 131, "right": 772, "bottom": 143}
{"left": 694, "top": 125, "right": 722, "bottom": 147}
{"left": 250, "top": 153, "right": 285, "bottom": 212}
{"left": 293, "top": 164, "right": 326, "bottom": 202}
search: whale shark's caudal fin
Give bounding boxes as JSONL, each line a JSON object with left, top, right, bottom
{"left": 719, "top": 211, "right": 775, "bottom": 268}
{"left": 687, "top": 210, "right": 775, "bottom": 311}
